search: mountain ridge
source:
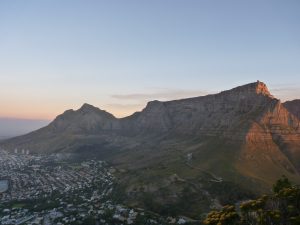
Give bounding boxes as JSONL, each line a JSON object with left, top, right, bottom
{"left": 1, "top": 81, "right": 300, "bottom": 207}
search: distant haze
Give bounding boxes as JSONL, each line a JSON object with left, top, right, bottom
{"left": 0, "top": 118, "right": 50, "bottom": 139}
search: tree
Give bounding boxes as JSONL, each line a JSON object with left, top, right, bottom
{"left": 203, "top": 205, "right": 240, "bottom": 225}
{"left": 273, "top": 175, "right": 292, "bottom": 193}
{"left": 203, "top": 178, "right": 300, "bottom": 225}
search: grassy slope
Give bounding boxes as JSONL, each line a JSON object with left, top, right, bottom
{"left": 109, "top": 137, "right": 254, "bottom": 218}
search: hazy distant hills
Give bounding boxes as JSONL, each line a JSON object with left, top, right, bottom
{"left": 1, "top": 81, "right": 300, "bottom": 215}
{"left": 0, "top": 118, "right": 50, "bottom": 140}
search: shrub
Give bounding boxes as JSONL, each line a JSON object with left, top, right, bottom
{"left": 203, "top": 178, "right": 300, "bottom": 225}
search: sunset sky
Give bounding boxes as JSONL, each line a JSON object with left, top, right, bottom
{"left": 1, "top": 0, "right": 300, "bottom": 121}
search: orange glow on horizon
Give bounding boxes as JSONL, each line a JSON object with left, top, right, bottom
{"left": 0, "top": 86, "right": 298, "bottom": 121}
{"left": 0, "top": 104, "right": 145, "bottom": 121}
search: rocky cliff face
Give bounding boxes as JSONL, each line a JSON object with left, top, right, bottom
{"left": 239, "top": 100, "right": 300, "bottom": 185}
{"left": 122, "top": 81, "right": 279, "bottom": 138}
{"left": 1, "top": 81, "right": 300, "bottom": 190}
{"left": 284, "top": 100, "right": 300, "bottom": 120}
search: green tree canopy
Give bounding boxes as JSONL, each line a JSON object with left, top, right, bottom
{"left": 203, "top": 178, "right": 300, "bottom": 225}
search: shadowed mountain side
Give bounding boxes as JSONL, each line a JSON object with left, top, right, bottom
{"left": 284, "top": 99, "right": 300, "bottom": 120}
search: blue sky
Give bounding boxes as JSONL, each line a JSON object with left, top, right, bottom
{"left": 0, "top": 0, "right": 300, "bottom": 120}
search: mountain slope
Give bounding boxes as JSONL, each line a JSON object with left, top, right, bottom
{"left": 0, "top": 104, "right": 123, "bottom": 155}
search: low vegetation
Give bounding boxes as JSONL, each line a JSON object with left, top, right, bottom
{"left": 203, "top": 176, "right": 300, "bottom": 225}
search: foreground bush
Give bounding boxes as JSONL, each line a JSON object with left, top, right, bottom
{"left": 203, "top": 177, "right": 300, "bottom": 225}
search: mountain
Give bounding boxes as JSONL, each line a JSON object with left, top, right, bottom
{"left": 1, "top": 81, "right": 300, "bottom": 217}
{"left": 283, "top": 100, "right": 300, "bottom": 120}
{"left": 47, "top": 103, "right": 120, "bottom": 133}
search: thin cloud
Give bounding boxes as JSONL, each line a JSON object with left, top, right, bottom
{"left": 104, "top": 103, "right": 145, "bottom": 118}
{"left": 270, "top": 84, "right": 300, "bottom": 101}
{"left": 108, "top": 89, "right": 209, "bottom": 118}
{"left": 111, "top": 89, "right": 209, "bottom": 102}
{"left": 105, "top": 103, "right": 144, "bottom": 109}
{"left": 271, "top": 87, "right": 299, "bottom": 92}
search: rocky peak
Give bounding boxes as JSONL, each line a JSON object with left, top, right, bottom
{"left": 254, "top": 81, "right": 272, "bottom": 96}
{"left": 49, "top": 103, "right": 118, "bottom": 133}
{"left": 79, "top": 103, "right": 100, "bottom": 113}
{"left": 80, "top": 103, "right": 95, "bottom": 109}
{"left": 223, "top": 81, "right": 273, "bottom": 98}
{"left": 78, "top": 103, "right": 116, "bottom": 118}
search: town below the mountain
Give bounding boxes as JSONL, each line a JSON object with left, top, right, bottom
{"left": 0, "top": 149, "right": 191, "bottom": 225}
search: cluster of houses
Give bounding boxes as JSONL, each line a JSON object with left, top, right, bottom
{"left": 0, "top": 150, "right": 113, "bottom": 203}
{"left": 0, "top": 149, "right": 188, "bottom": 224}
{"left": 1, "top": 200, "right": 188, "bottom": 224}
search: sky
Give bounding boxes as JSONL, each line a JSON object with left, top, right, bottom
{"left": 0, "top": 0, "right": 300, "bottom": 124}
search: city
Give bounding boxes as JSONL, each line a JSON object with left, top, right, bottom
{"left": 0, "top": 149, "right": 188, "bottom": 225}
